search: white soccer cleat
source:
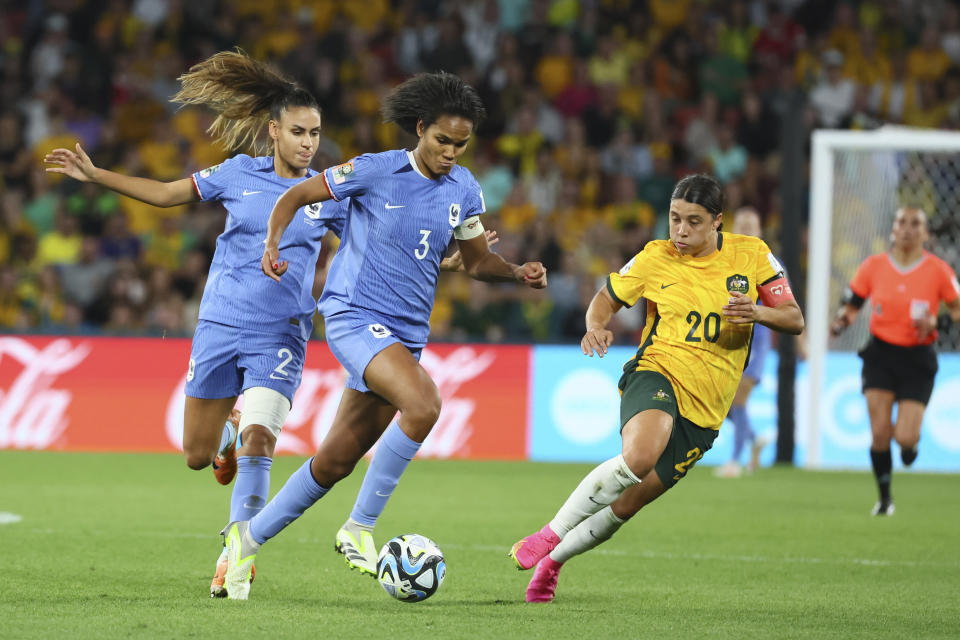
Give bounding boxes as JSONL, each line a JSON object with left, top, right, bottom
{"left": 871, "top": 501, "right": 895, "bottom": 516}
{"left": 334, "top": 524, "right": 378, "bottom": 577}
{"left": 223, "top": 521, "right": 260, "bottom": 600}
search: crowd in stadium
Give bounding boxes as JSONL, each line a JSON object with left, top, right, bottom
{"left": 1, "top": 0, "right": 958, "bottom": 342}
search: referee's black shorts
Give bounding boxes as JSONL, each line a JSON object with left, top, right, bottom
{"left": 858, "top": 336, "right": 938, "bottom": 404}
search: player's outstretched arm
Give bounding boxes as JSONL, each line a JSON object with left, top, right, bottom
{"left": 262, "top": 174, "right": 332, "bottom": 281}
{"left": 440, "top": 230, "right": 498, "bottom": 272}
{"left": 44, "top": 143, "right": 197, "bottom": 207}
{"left": 582, "top": 287, "right": 621, "bottom": 357}
{"left": 455, "top": 233, "right": 546, "bottom": 288}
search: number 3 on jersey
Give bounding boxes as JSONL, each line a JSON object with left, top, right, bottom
{"left": 415, "top": 229, "right": 431, "bottom": 260}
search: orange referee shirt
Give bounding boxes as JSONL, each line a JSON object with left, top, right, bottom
{"left": 849, "top": 251, "right": 960, "bottom": 346}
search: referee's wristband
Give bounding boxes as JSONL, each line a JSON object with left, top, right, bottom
{"left": 937, "top": 313, "right": 952, "bottom": 333}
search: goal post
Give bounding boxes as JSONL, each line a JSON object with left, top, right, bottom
{"left": 806, "top": 127, "right": 960, "bottom": 469}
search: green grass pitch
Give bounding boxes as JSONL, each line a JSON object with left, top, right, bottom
{"left": 1, "top": 451, "right": 958, "bottom": 639}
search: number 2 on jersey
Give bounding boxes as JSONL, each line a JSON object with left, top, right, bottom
{"left": 415, "top": 229, "right": 431, "bottom": 260}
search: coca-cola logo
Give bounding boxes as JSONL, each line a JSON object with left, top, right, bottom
{"left": 0, "top": 338, "right": 92, "bottom": 449}
{"left": 165, "top": 346, "right": 496, "bottom": 458}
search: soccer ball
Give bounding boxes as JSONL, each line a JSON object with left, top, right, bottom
{"left": 376, "top": 534, "right": 446, "bottom": 602}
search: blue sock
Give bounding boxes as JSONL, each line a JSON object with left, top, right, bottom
{"left": 248, "top": 458, "right": 328, "bottom": 544}
{"left": 218, "top": 421, "right": 235, "bottom": 454}
{"left": 229, "top": 456, "right": 272, "bottom": 522}
{"left": 729, "top": 405, "right": 754, "bottom": 462}
{"left": 349, "top": 422, "right": 422, "bottom": 527}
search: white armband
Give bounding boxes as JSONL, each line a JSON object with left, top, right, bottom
{"left": 453, "top": 215, "right": 484, "bottom": 240}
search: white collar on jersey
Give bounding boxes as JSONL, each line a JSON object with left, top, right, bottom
{"left": 407, "top": 150, "right": 433, "bottom": 181}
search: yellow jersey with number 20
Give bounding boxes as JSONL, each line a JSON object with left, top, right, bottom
{"left": 606, "top": 232, "right": 784, "bottom": 429}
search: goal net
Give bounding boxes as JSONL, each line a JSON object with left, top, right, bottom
{"left": 806, "top": 127, "right": 960, "bottom": 470}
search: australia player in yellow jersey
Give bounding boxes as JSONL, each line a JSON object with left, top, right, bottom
{"left": 508, "top": 174, "right": 804, "bottom": 602}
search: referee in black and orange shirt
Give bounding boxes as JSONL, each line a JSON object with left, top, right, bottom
{"left": 832, "top": 207, "right": 960, "bottom": 516}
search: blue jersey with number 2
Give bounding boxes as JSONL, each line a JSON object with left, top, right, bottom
{"left": 192, "top": 154, "right": 345, "bottom": 341}
{"left": 318, "top": 150, "right": 485, "bottom": 347}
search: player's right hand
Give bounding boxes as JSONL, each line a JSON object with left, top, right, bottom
{"left": 44, "top": 143, "right": 98, "bottom": 182}
{"left": 581, "top": 327, "right": 614, "bottom": 357}
{"left": 261, "top": 244, "right": 288, "bottom": 282}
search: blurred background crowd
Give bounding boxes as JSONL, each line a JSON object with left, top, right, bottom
{"left": 2, "top": 0, "right": 959, "bottom": 343}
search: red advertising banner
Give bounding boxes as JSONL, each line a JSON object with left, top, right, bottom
{"left": 0, "top": 336, "right": 529, "bottom": 459}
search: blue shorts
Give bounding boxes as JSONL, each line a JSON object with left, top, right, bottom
{"left": 324, "top": 309, "right": 422, "bottom": 393}
{"left": 185, "top": 320, "right": 306, "bottom": 403}
{"left": 744, "top": 323, "right": 771, "bottom": 382}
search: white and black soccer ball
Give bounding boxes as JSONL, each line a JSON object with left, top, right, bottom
{"left": 376, "top": 534, "right": 445, "bottom": 602}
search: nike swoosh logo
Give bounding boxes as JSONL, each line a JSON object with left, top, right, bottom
{"left": 375, "top": 490, "right": 392, "bottom": 497}
{"left": 243, "top": 190, "right": 263, "bottom": 196}
{"left": 385, "top": 203, "right": 405, "bottom": 209}
{"left": 661, "top": 283, "right": 678, "bottom": 289}
{"left": 269, "top": 373, "right": 287, "bottom": 380}
{"left": 588, "top": 496, "right": 604, "bottom": 505}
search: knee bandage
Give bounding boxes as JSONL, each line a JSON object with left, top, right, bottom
{"left": 239, "top": 386, "right": 291, "bottom": 438}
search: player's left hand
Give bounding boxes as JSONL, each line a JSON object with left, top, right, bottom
{"left": 516, "top": 262, "right": 547, "bottom": 289}
{"left": 722, "top": 291, "right": 759, "bottom": 324}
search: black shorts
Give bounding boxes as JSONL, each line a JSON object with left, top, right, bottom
{"left": 859, "top": 336, "right": 938, "bottom": 404}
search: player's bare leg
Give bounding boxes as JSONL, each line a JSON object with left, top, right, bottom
{"left": 865, "top": 389, "right": 896, "bottom": 515}
{"left": 183, "top": 396, "right": 238, "bottom": 470}
{"left": 893, "top": 399, "right": 925, "bottom": 467}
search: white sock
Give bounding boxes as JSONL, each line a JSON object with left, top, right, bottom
{"left": 550, "top": 506, "right": 625, "bottom": 564}
{"left": 548, "top": 455, "right": 640, "bottom": 537}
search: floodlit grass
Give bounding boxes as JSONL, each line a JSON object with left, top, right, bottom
{"left": 1, "top": 451, "right": 957, "bottom": 639}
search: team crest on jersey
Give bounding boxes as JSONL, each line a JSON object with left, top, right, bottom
{"left": 449, "top": 203, "right": 461, "bottom": 227}
{"left": 198, "top": 163, "right": 222, "bottom": 178}
{"left": 332, "top": 162, "right": 354, "bottom": 185}
{"left": 726, "top": 274, "right": 750, "bottom": 294}
{"left": 653, "top": 389, "right": 671, "bottom": 402}
{"left": 304, "top": 202, "right": 323, "bottom": 219}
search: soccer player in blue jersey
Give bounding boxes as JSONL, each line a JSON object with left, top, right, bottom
{"left": 221, "top": 72, "right": 548, "bottom": 599}
{"left": 44, "top": 51, "right": 346, "bottom": 597}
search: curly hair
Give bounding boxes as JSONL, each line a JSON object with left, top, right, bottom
{"left": 171, "top": 50, "right": 319, "bottom": 155}
{"left": 381, "top": 72, "right": 486, "bottom": 135}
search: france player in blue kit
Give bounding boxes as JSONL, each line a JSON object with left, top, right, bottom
{"left": 222, "top": 73, "right": 548, "bottom": 599}
{"left": 45, "top": 51, "right": 345, "bottom": 597}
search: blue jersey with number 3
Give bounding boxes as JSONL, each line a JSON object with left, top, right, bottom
{"left": 192, "top": 154, "right": 345, "bottom": 341}
{"left": 318, "top": 150, "right": 485, "bottom": 346}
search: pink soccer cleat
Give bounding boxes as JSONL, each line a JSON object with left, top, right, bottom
{"left": 509, "top": 524, "right": 561, "bottom": 570}
{"left": 525, "top": 556, "right": 563, "bottom": 603}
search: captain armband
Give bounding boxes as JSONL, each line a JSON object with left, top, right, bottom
{"left": 757, "top": 276, "right": 796, "bottom": 307}
{"left": 453, "top": 215, "right": 484, "bottom": 240}
{"left": 840, "top": 287, "right": 866, "bottom": 309}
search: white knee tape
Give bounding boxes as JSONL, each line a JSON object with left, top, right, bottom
{"left": 239, "top": 386, "right": 291, "bottom": 438}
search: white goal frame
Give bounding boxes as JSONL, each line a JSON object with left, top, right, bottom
{"left": 806, "top": 127, "right": 960, "bottom": 467}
